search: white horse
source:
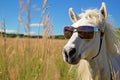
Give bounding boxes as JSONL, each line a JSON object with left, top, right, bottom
{"left": 62, "top": 2, "right": 120, "bottom": 80}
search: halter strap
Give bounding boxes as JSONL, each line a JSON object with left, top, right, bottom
{"left": 91, "top": 31, "right": 113, "bottom": 80}
{"left": 91, "top": 31, "right": 104, "bottom": 60}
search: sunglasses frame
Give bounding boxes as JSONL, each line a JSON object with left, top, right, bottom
{"left": 64, "top": 26, "right": 100, "bottom": 39}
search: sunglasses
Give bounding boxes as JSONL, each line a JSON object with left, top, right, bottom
{"left": 64, "top": 26, "right": 99, "bottom": 39}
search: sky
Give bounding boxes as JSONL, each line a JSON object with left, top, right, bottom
{"left": 0, "top": 0, "right": 120, "bottom": 35}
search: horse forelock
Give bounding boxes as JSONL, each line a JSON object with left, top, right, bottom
{"left": 78, "top": 9, "right": 104, "bottom": 26}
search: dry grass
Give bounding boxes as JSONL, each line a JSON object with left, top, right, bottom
{"left": 0, "top": 37, "right": 74, "bottom": 80}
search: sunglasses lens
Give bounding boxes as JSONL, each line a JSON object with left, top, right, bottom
{"left": 78, "top": 31, "right": 94, "bottom": 39}
{"left": 78, "top": 26, "right": 94, "bottom": 39}
{"left": 64, "top": 26, "right": 98, "bottom": 39}
{"left": 64, "top": 27, "right": 73, "bottom": 39}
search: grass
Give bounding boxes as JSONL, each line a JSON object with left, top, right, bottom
{"left": 0, "top": 37, "right": 75, "bottom": 80}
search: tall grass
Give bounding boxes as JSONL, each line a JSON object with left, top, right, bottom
{"left": 0, "top": 38, "right": 73, "bottom": 80}
{"left": 0, "top": 0, "right": 75, "bottom": 80}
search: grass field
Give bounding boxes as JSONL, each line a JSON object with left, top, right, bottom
{"left": 0, "top": 37, "right": 76, "bottom": 80}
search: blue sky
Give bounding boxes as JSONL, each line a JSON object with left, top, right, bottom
{"left": 0, "top": 0, "right": 120, "bottom": 35}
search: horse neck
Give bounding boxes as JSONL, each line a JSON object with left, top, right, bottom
{"left": 77, "top": 39, "right": 111, "bottom": 80}
{"left": 89, "top": 37, "right": 111, "bottom": 80}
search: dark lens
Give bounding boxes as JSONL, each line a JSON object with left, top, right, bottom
{"left": 78, "top": 31, "right": 94, "bottom": 39}
{"left": 78, "top": 26, "right": 94, "bottom": 39}
{"left": 64, "top": 27, "right": 73, "bottom": 39}
{"left": 64, "top": 31, "right": 73, "bottom": 39}
{"left": 64, "top": 27, "right": 74, "bottom": 32}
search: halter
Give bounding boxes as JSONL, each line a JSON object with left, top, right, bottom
{"left": 91, "top": 31, "right": 104, "bottom": 59}
{"left": 90, "top": 25, "right": 113, "bottom": 80}
{"left": 91, "top": 21, "right": 105, "bottom": 60}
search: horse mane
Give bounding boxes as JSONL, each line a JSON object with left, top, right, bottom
{"left": 104, "top": 21, "right": 120, "bottom": 55}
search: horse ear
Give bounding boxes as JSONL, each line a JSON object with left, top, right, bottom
{"left": 69, "top": 8, "right": 80, "bottom": 23}
{"left": 100, "top": 2, "right": 108, "bottom": 18}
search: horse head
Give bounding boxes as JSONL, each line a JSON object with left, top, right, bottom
{"left": 62, "top": 2, "right": 108, "bottom": 64}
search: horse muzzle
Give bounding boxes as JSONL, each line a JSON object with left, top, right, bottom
{"left": 62, "top": 47, "right": 81, "bottom": 64}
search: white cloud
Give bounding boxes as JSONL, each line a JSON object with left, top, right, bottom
{"left": 30, "top": 23, "right": 43, "bottom": 27}
{"left": 0, "top": 29, "right": 17, "bottom": 34}
{"left": 0, "top": 29, "right": 4, "bottom": 32}
{"left": 6, "top": 30, "right": 17, "bottom": 34}
{"left": 24, "top": 32, "right": 37, "bottom": 36}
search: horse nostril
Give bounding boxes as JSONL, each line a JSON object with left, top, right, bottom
{"left": 64, "top": 49, "right": 68, "bottom": 59}
{"left": 69, "top": 48, "right": 76, "bottom": 57}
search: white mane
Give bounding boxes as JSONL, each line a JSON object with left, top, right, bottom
{"left": 104, "top": 22, "right": 120, "bottom": 54}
